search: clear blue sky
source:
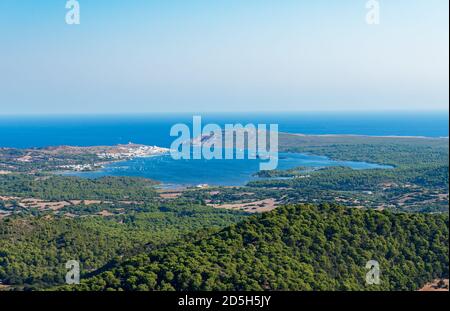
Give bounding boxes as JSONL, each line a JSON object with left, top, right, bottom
{"left": 0, "top": 0, "right": 448, "bottom": 114}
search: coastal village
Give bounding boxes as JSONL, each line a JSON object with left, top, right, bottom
{"left": 0, "top": 143, "right": 170, "bottom": 173}
{"left": 96, "top": 144, "right": 169, "bottom": 160}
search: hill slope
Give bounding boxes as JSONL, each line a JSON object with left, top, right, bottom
{"left": 62, "top": 204, "right": 449, "bottom": 291}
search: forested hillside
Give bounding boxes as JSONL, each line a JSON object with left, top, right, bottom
{"left": 1, "top": 135, "right": 448, "bottom": 290}
{"left": 0, "top": 175, "right": 159, "bottom": 201}
{"left": 0, "top": 203, "right": 247, "bottom": 289}
{"left": 62, "top": 204, "right": 449, "bottom": 291}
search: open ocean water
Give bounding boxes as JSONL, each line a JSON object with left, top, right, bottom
{"left": 0, "top": 112, "right": 448, "bottom": 148}
{"left": 0, "top": 112, "right": 447, "bottom": 186}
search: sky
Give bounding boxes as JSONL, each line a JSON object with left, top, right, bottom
{"left": 0, "top": 0, "right": 448, "bottom": 114}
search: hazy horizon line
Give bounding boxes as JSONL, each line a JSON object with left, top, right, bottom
{"left": 0, "top": 109, "right": 448, "bottom": 117}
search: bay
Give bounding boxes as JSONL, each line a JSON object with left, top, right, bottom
{"left": 63, "top": 152, "right": 392, "bottom": 187}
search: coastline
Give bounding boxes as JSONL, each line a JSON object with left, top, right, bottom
{"left": 291, "top": 133, "right": 449, "bottom": 140}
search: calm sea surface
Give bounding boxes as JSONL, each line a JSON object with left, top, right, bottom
{"left": 62, "top": 152, "right": 392, "bottom": 187}
{"left": 0, "top": 112, "right": 447, "bottom": 148}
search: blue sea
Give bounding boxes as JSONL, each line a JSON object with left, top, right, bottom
{"left": 0, "top": 112, "right": 448, "bottom": 149}
{"left": 62, "top": 153, "right": 392, "bottom": 187}
{"left": 0, "top": 112, "right": 447, "bottom": 186}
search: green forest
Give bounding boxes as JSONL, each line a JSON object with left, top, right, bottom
{"left": 0, "top": 203, "right": 247, "bottom": 289}
{"left": 0, "top": 134, "right": 448, "bottom": 291}
{"left": 0, "top": 175, "right": 160, "bottom": 201}
{"left": 59, "top": 204, "right": 449, "bottom": 291}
